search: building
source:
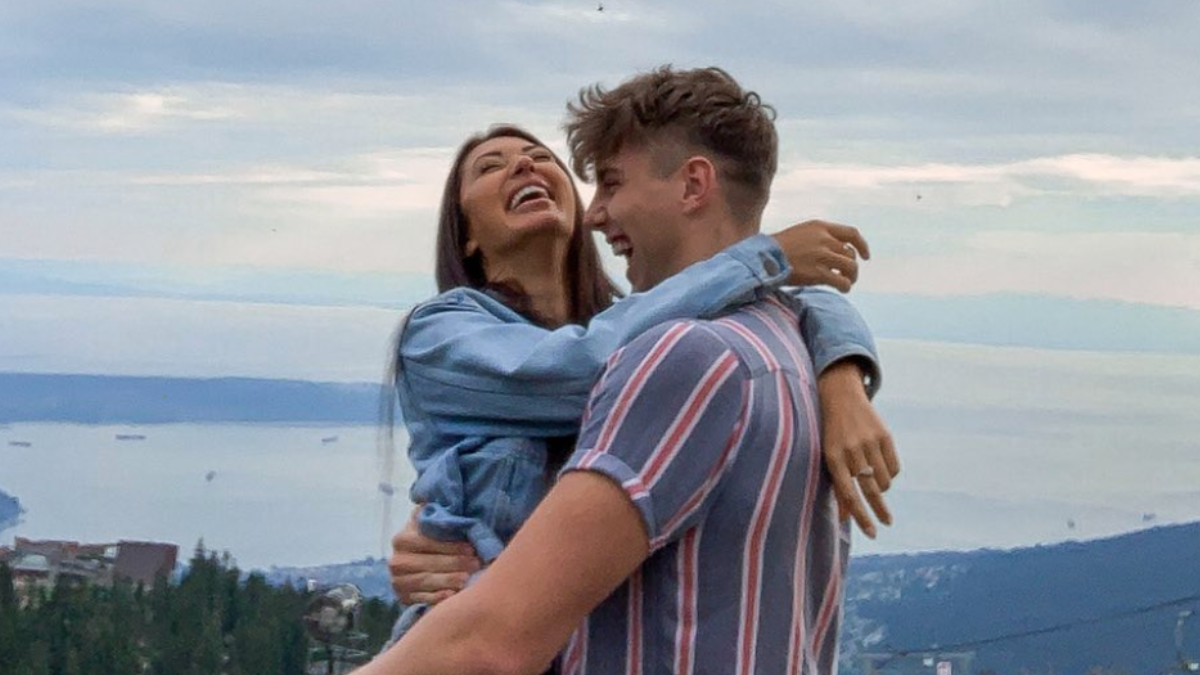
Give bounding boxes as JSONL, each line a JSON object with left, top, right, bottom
{"left": 859, "top": 652, "right": 976, "bottom": 675}
{"left": 114, "top": 541, "right": 178, "bottom": 586}
{"left": 2, "top": 537, "right": 178, "bottom": 596}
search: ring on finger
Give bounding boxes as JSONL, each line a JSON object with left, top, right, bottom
{"left": 856, "top": 466, "right": 875, "bottom": 479}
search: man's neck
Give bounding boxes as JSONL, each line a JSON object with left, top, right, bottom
{"left": 662, "top": 216, "right": 758, "bottom": 283}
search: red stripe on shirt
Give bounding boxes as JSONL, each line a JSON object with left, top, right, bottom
{"left": 562, "top": 616, "right": 588, "bottom": 675}
{"left": 816, "top": 540, "right": 844, "bottom": 658}
{"left": 627, "top": 569, "right": 644, "bottom": 675}
{"left": 747, "top": 304, "right": 810, "bottom": 386}
{"left": 655, "top": 387, "right": 752, "bottom": 547}
{"left": 642, "top": 351, "right": 740, "bottom": 487}
{"left": 743, "top": 306, "right": 824, "bottom": 675}
{"left": 579, "top": 323, "right": 693, "bottom": 468}
{"left": 674, "top": 527, "right": 701, "bottom": 675}
{"left": 737, "top": 369, "right": 795, "bottom": 675}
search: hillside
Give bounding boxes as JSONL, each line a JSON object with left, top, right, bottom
{"left": 265, "top": 522, "right": 1200, "bottom": 675}
{"left": 0, "top": 372, "right": 387, "bottom": 424}
{"left": 843, "top": 521, "right": 1200, "bottom": 674}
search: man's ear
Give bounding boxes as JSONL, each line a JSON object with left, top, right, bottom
{"left": 680, "top": 156, "right": 717, "bottom": 215}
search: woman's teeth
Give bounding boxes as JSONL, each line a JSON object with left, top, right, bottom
{"left": 509, "top": 185, "right": 551, "bottom": 210}
{"left": 611, "top": 239, "right": 632, "bottom": 257}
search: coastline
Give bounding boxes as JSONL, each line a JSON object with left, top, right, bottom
{"left": 0, "top": 486, "right": 23, "bottom": 533}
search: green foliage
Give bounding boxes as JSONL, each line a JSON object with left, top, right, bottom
{"left": 0, "top": 545, "right": 399, "bottom": 675}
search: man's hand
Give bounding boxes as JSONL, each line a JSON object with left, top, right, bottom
{"left": 389, "top": 509, "right": 481, "bottom": 605}
{"left": 771, "top": 220, "right": 871, "bottom": 293}
{"left": 817, "top": 360, "right": 899, "bottom": 538}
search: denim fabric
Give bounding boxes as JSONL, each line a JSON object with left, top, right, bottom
{"left": 384, "top": 234, "right": 881, "bottom": 647}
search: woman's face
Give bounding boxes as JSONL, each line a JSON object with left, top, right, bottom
{"left": 458, "top": 135, "right": 577, "bottom": 265}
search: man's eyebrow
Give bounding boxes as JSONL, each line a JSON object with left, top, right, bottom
{"left": 597, "top": 166, "right": 623, "bottom": 181}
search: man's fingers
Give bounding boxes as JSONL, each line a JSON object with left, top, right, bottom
{"left": 389, "top": 552, "right": 480, "bottom": 577}
{"left": 394, "top": 570, "right": 470, "bottom": 594}
{"left": 392, "top": 531, "right": 475, "bottom": 557}
{"left": 404, "top": 589, "right": 457, "bottom": 606}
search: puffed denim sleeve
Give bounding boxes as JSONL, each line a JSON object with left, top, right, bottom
{"left": 398, "top": 234, "right": 791, "bottom": 437}
{"left": 788, "top": 287, "right": 882, "bottom": 398}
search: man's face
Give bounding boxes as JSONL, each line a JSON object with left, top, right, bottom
{"left": 584, "top": 145, "right": 685, "bottom": 292}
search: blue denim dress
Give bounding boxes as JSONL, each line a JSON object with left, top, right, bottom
{"left": 385, "top": 234, "right": 880, "bottom": 645}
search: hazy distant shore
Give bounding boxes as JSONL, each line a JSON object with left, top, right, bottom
{"left": 0, "top": 372, "right": 385, "bottom": 424}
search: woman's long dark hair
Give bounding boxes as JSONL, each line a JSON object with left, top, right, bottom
{"left": 378, "top": 126, "right": 622, "bottom": 544}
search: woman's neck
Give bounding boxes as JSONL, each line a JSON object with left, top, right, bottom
{"left": 485, "top": 239, "right": 572, "bottom": 327}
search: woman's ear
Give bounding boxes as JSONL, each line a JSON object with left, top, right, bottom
{"left": 464, "top": 238, "right": 480, "bottom": 257}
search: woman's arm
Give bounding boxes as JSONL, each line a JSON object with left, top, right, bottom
{"left": 400, "top": 223, "right": 870, "bottom": 437}
{"left": 399, "top": 233, "right": 788, "bottom": 436}
{"left": 784, "top": 287, "right": 899, "bottom": 537}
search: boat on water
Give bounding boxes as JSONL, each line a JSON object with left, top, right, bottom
{"left": 8, "top": 441, "right": 33, "bottom": 448}
{"left": 321, "top": 435, "right": 339, "bottom": 444}
{"left": 378, "top": 482, "right": 395, "bottom": 497}
{"left": 115, "top": 434, "right": 147, "bottom": 441}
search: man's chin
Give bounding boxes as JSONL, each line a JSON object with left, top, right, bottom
{"left": 625, "top": 267, "right": 652, "bottom": 293}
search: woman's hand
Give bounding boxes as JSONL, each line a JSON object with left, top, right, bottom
{"left": 389, "top": 509, "right": 482, "bottom": 605}
{"left": 771, "top": 220, "right": 871, "bottom": 292}
{"left": 816, "top": 360, "right": 900, "bottom": 539}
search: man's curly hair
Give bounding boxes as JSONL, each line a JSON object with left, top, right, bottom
{"left": 565, "top": 65, "right": 778, "bottom": 220}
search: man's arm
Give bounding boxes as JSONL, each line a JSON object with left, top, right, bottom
{"left": 359, "top": 472, "right": 649, "bottom": 675}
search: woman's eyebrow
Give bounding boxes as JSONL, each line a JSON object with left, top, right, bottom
{"left": 472, "top": 150, "right": 503, "bottom": 168}
{"left": 472, "top": 145, "right": 546, "bottom": 169}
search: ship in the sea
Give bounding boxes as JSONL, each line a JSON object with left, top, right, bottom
{"left": 115, "top": 434, "right": 147, "bottom": 441}
{"left": 321, "top": 435, "right": 339, "bottom": 444}
{"left": 8, "top": 441, "right": 32, "bottom": 448}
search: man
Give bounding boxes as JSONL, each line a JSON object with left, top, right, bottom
{"left": 359, "top": 66, "right": 897, "bottom": 675}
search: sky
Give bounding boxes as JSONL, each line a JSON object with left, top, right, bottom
{"left": 2, "top": 0, "right": 1198, "bottom": 314}
{"left": 1, "top": 1, "right": 1199, "bottom": 555}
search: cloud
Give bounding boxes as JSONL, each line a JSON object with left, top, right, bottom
{"left": 859, "top": 230, "right": 1200, "bottom": 311}
{"left": 6, "top": 88, "right": 243, "bottom": 135}
{"left": 773, "top": 153, "right": 1200, "bottom": 211}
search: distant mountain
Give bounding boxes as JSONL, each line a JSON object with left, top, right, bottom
{"left": 854, "top": 292, "right": 1200, "bottom": 355}
{"left": 0, "top": 372, "right": 389, "bottom": 424}
{"left": 0, "top": 488, "right": 22, "bottom": 532}
{"left": 842, "top": 521, "right": 1200, "bottom": 675}
{"left": 267, "top": 522, "right": 1200, "bottom": 675}
{"left": 262, "top": 556, "right": 393, "bottom": 600}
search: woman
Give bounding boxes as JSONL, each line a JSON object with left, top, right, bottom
{"left": 383, "top": 124, "right": 894, "bottom": 643}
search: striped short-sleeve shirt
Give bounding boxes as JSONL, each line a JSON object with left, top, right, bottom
{"left": 561, "top": 295, "right": 850, "bottom": 675}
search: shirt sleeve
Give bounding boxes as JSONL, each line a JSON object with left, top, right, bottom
{"left": 561, "top": 321, "right": 748, "bottom": 552}
{"left": 399, "top": 234, "right": 787, "bottom": 437}
{"left": 787, "top": 287, "right": 883, "bottom": 398}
